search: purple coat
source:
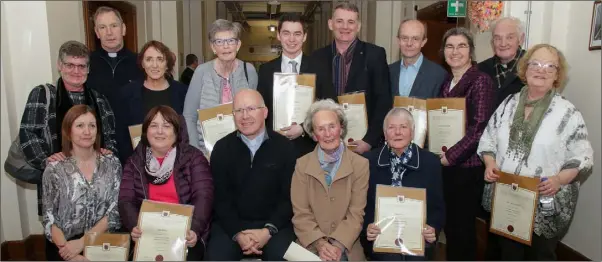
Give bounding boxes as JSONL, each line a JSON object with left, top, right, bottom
{"left": 118, "top": 117, "right": 213, "bottom": 245}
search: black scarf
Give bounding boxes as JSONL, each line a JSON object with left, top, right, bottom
{"left": 55, "top": 78, "right": 105, "bottom": 151}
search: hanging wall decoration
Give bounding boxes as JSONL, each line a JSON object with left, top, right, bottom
{"left": 469, "top": 1, "right": 504, "bottom": 33}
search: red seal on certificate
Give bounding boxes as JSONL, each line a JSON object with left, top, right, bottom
{"left": 507, "top": 225, "right": 514, "bottom": 232}
{"left": 394, "top": 238, "right": 404, "bottom": 247}
{"left": 441, "top": 146, "right": 448, "bottom": 152}
{"left": 155, "top": 255, "right": 164, "bottom": 261}
{"left": 348, "top": 138, "right": 354, "bottom": 143}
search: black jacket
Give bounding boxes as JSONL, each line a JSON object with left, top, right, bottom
{"left": 257, "top": 54, "right": 335, "bottom": 158}
{"left": 87, "top": 48, "right": 144, "bottom": 110}
{"left": 180, "top": 67, "right": 195, "bottom": 86}
{"left": 478, "top": 55, "right": 525, "bottom": 108}
{"left": 113, "top": 79, "right": 188, "bottom": 163}
{"left": 311, "top": 40, "right": 392, "bottom": 148}
{"left": 209, "top": 129, "right": 296, "bottom": 239}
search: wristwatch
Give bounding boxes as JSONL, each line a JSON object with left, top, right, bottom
{"left": 264, "top": 224, "right": 278, "bottom": 236}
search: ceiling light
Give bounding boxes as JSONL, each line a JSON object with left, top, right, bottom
{"left": 268, "top": 0, "right": 280, "bottom": 6}
{"left": 268, "top": 25, "right": 277, "bottom": 32}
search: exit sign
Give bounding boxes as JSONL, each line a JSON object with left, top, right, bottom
{"left": 447, "top": 0, "right": 467, "bottom": 17}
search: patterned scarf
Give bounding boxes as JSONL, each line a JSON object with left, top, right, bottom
{"left": 318, "top": 141, "right": 345, "bottom": 187}
{"left": 332, "top": 39, "right": 358, "bottom": 95}
{"left": 494, "top": 48, "right": 524, "bottom": 89}
{"left": 145, "top": 146, "right": 177, "bottom": 185}
{"left": 389, "top": 143, "right": 414, "bottom": 187}
{"left": 508, "top": 86, "right": 555, "bottom": 162}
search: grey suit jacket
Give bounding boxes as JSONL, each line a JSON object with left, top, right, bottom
{"left": 389, "top": 57, "right": 448, "bottom": 99}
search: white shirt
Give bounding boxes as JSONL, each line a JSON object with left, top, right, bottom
{"left": 281, "top": 52, "right": 303, "bottom": 73}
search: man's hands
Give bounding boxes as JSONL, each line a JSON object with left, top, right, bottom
{"left": 236, "top": 228, "right": 271, "bottom": 255}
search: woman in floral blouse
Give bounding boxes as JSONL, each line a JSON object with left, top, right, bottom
{"left": 478, "top": 44, "right": 594, "bottom": 260}
{"left": 42, "top": 105, "right": 121, "bottom": 261}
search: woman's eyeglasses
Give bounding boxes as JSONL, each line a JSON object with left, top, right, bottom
{"left": 212, "top": 38, "right": 239, "bottom": 46}
{"left": 527, "top": 61, "right": 558, "bottom": 73}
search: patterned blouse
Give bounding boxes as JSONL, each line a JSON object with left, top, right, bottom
{"left": 477, "top": 92, "right": 594, "bottom": 238}
{"left": 42, "top": 154, "right": 122, "bottom": 241}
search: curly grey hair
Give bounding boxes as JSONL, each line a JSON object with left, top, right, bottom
{"left": 490, "top": 17, "right": 525, "bottom": 37}
{"left": 384, "top": 108, "right": 415, "bottom": 140}
{"left": 58, "top": 40, "right": 89, "bottom": 64}
{"left": 208, "top": 19, "right": 243, "bottom": 43}
{"left": 303, "top": 99, "right": 348, "bottom": 140}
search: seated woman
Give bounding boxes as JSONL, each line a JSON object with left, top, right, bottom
{"left": 42, "top": 105, "right": 122, "bottom": 261}
{"left": 291, "top": 99, "right": 368, "bottom": 261}
{"left": 478, "top": 44, "right": 594, "bottom": 260}
{"left": 118, "top": 105, "right": 213, "bottom": 260}
{"left": 114, "top": 40, "right": 188, "bottom": 163}
{"left": 360, "top": 108, "right": 445, "bottom": 261}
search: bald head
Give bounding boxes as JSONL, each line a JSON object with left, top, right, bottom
{"left": 233, "top": 89, "right": 268, "bottom": 139}
{"left": 398, "top": 19, "right": 427, "bottom": 39}
{"left": 397, "top": 19, "right": 428, "bottom": 61}
{"left": 233, "top": 89, "right": 265, "bottom": 108}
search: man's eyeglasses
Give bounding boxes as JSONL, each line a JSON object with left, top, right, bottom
{"left": 61, "top": 62, "right": 89, "bottom": 72}
{"left": 212, "top": 38, "right": 239, "bottom": 46}
{"left": 233, "top": 106, "right": 265, "bottom": 115}
{"left": 527, "top": 61, "right": 558, "bottom": 73}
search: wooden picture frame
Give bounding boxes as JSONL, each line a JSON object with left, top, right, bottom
{"left": 589, "top": 0, "right": 602, "bottom": 50}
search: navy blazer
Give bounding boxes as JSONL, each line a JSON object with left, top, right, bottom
{"left": 389, "top": 57, "right": 448, "bottom": 99}
{"left": 361, "top": 143, "right": 445, "bottom": 255}
{"left": 114, "top": 79, "right": 188, "bottom": 163}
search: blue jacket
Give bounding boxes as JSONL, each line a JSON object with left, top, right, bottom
{"left": 361, "top": 144, "right": 445, "bottom": 255}
{"left": 114, "top": 79, "right": 188, "bottom": 163}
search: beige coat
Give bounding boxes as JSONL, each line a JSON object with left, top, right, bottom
{"left": 291, "top": 147, "right": 369, "bottom": 261}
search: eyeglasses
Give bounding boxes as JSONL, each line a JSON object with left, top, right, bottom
{"left": 212, "top": 38, "right": 239, "bottom": 46}
{"left": 444, "top": 44, "right": 470, "bottom": 52}
{"left": 233, "top": 106, "right": 265, "bottom": 115}
{"left": 61, "top": 62, "right": 89, "bottom": 72}
{"left": 398, "top": 36, "right": 423, "bottom": 43}
{"left": 527, "top": 61, "right": 558, "bottom": 73}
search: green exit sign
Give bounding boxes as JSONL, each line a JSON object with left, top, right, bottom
{"left": 447, "top": 0, "right": 467, "bottom": 18}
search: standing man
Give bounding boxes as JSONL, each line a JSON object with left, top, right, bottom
{"left": 478, "top": 17, "right": 526, "bottom": 107}
{"left": 180, "top": 54, "right": 198, "bottom": 86}
{"left": 205, "top": 89, "right": 297, "bottom": 261}
{"left": 87, "top": 6, "right": 143, "bottom": 110}
{"left": 311, "top": 2, "right": 391, "bottom": 154}
{"left": 257, "top": 13, "right": 334, "bottom": 157}
{"left": 389, "top": 19, "right": 447, "bottom": 99}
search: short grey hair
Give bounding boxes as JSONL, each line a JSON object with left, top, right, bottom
{"left": 303, "top": 99, "right": 348, "bottom": 139}
{"left": 440, "top": 27, "right": 476, "bottom": 63}
{"left": 58, "top": 40, "right": 90, "bottom": 64}
{"left": 384, "top": 108, "right": 415, "bottom": 140}
{"left": 93, "top": 6, "right": 124, "bottom": 26}
{"left": 490, "top": 17, "right": 525, "bottom": 36}
{"left": 208, "top": 19, "right": 243, "bottom": 43}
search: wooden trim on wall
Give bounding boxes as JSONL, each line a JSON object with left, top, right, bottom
{"left": 1, "top": 234, "right": 45, "bottom": 261}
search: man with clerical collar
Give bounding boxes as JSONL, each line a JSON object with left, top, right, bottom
{"left": 478, "top": 17, "right": 527, "bottom": 107}
{"left": 311, "top": 2, "right": 392, "bottom": 154}
{"left": 205, "top": 89, "right": 297, "bottom": 261}
{"left": 87, "top": 6, "right": 143, "bottom": 110}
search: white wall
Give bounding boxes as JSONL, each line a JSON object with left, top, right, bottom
{"left": 45, "top": 1, "right": 86, "bottom": 79}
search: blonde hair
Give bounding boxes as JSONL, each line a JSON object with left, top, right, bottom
{"left": 517, "top": 44, "right": 568, "bottom": 89}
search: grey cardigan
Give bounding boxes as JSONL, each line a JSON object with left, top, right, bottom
{"left": 183, "top": 58, "right": 258, "bottom": 153}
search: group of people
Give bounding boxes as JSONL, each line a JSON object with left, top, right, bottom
{"left": 15, "top": 2, "right": 593, "bottom": 262}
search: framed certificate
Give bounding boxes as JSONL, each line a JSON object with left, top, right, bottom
{"left": 272, "top": 73, "right": 316, "bottom": 133}
{"left": 197, "top": 103, "right": 235, "bottom": 155}
{"left": 394, "top": 97, "right": 428, "bottom": 148}
{"left": 338, "top": 92, "right": 368, "bottom": 147}
{"left": 134, "top": 200, "right": 194, "bottom": 261}
{"left": 426, "top": 98, "right": 466, "bottom": 155}
{"left": 490, "top": 170, "right": 539, "bottom": 246}
{"left": 84, "top": 233, "right": 130, "bottom": 261}
{"left": 128, "top": 124, "right": 143, "bottom": 149}
{"left": 373, "top": 185, "right": 426, "bottom": 256}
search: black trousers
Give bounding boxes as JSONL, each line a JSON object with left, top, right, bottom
{"left": 45, "top": 233, "right": 85, "bottom": 261}
{"left": 496, "top": 233, "right": 558, "bottom": 260}
{"left": 442, "top": 165, "right": 484, "bottom": 261}
{"left": 204, "top": 222, "right": 296, "bottom": 261}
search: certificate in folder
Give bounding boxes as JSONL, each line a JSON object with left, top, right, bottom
{"left": 128, "top": 124, "right": 143, "bottom": 149}
{"left": 197, "top": 103, "right": 235, "bottom": 154}
{"left": 394, "top": 97, "right": 428, "bottom": 148}
{"left": 425, "top": 98, "right": 466, "bottom": 155}
{"left": 337, "top": 92, "right": 368, "bottom": 147}
{"left": 373, "top": 185, "right": 426, "bottom": 256}
{"left": 134, "top": 200, "right": 194, "bottom": 261}
{"left": 272, "top": 73, "right": 316, "bottom": 134}
{"left": 490, "top": 170, "right": 539, "bottom": 246}
{"left": 84, "top": 233, "right": 130, "bottom": 261}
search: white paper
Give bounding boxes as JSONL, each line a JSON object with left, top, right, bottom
{"left": 374, "top": 197, "right": 424, "bottom": 251}
{"left": 201, "top": 115, "right": 235, "bottom": 153}
{"left": 397, "top": 107, "right": 427, "bottom": 148}
{"left": 427, "top": 108, "right": 464, "bottom": 154}
{"left": 132, "top": 136, "right": 141, "bottom": 149}
{"left": 273, "top": 74, "right": 313, "bottom": 130}
{"left": 135, "top": 212, "right": 189, "bottom": 261}
{"left": 85, "top": 246, "right": 127, "bottom": 261}
{"left": 283, "top": 241, "right": 321, "bottom": 261}
{"left": 343, "top": 103, "right": 368, "bottom": 143}
{"left": 491, "top": 183, "right": 537, "bottom": 242}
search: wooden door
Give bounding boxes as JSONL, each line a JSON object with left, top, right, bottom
{"left": 82, "top": 1, "right": 138, "bottom": 52}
